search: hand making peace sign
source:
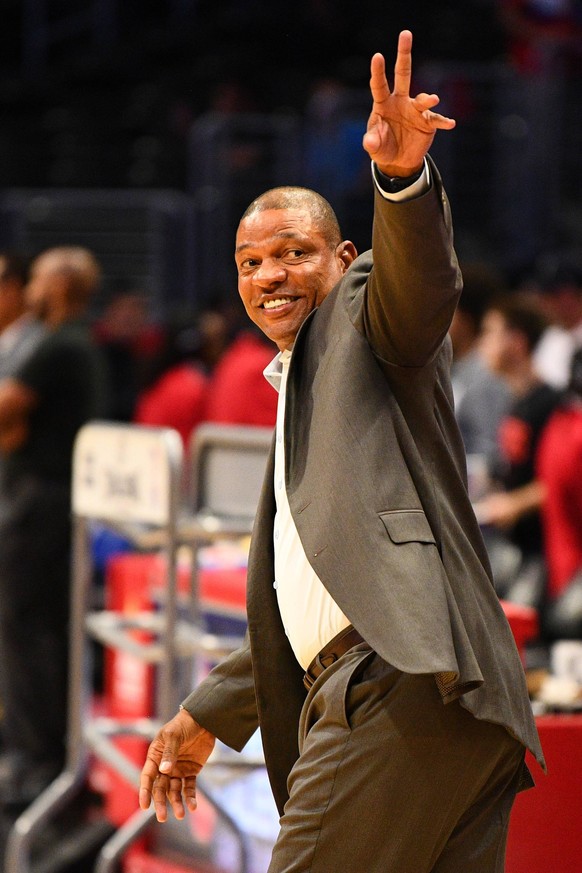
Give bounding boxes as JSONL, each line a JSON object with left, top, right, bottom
{"left": 363, "top": 30, "right": 456, "bottom": 178}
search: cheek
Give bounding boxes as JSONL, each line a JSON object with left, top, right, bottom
{"left": 242, "top": 302, "right": 258, "bottom": 325}
{"left": 313, "top": 261, "right": 343, "bottom": 305}
{"left": 312, "top": 276, "right": 333, "bottom": 307}
{"left": 237, "top": 287, "right": 253, "bottom": 315}
{"left": 239, "top": 296, "right": 264, "bottom": 332}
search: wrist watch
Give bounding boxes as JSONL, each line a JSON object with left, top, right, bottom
{"left": 378, "top": 166, "right": 424, "bottom": 193}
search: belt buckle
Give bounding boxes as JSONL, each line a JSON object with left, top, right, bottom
{"left": 316, "top": 650, "right": 338, "bottom": 672}
{"left": 304, "top": 650, "right": 338, "bottom": 688}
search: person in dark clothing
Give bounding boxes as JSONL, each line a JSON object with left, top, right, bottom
{"left": 0, "top": 246, "right": 107, "bottom": 807}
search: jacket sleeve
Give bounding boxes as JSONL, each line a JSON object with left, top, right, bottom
{"left": 362, "top": 157, "right": 462, "bottom": 368}
{"left": 181, "top": 631, "right": 259, "bottom": 752}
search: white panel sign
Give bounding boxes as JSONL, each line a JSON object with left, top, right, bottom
{"left": 72, "top": 422, "right": 182, "bottom": 525}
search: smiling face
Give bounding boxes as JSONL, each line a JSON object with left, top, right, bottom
{"left": 235, "top": 202, "right": 356, "bottom": 351}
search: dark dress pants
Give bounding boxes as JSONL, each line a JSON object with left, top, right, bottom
{"left": 0, "top": 476, "right": 71, "bottom": 770}
{"left": 268, "top": 645, "right": 527, "bottom": 873}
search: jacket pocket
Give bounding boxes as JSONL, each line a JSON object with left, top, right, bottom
{"left": 379, "top": 509, "right": 436, "bottom": 544}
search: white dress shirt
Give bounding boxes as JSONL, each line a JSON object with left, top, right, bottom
{"left": 263, "top": 160, "right": 431, "bottom": 670}
{"left": 264, "top": 350, "right": 351, "bottom": 669}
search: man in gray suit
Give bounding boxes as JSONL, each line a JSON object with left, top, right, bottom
{"left": 140, "top": 31, "right": 544, "bottom": 872}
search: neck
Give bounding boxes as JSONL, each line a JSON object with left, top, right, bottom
{"left": 44, "top": 303, "right": 81, "bottom": 328}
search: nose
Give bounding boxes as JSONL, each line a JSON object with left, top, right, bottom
{"left": 253, "top": 258, "right": 286, "bottom": 288}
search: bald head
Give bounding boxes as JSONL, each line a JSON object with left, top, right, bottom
{"left": 240, "top": 187, "right": 342, "bottom": 251}
{"left": 28, "top": 246, "right": 101, "bottom": 325}
{"left": 34, "top": 247, "right": 101, "bottom": 301}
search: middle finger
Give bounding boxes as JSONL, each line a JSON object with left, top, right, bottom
{"left": 393, "top": 30, "right": 413, "bottom": 97}
{"left": 168, "top": 776, "right": 187, "bottom": 820}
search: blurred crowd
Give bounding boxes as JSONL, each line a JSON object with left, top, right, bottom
{"left": 451, "top": 255, "right": 582, "bottom": 657}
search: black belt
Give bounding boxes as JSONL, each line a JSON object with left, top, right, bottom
{"left": 303, "top": 625, "right": 365, "bottom": 691}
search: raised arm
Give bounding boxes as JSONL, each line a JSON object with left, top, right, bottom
{"left": 361, "top": 31, "right": 462, "bottom": 367}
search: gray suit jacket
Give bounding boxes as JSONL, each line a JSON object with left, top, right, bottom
{"left": 184, "top": 162, "right": 544, "bottom": 814}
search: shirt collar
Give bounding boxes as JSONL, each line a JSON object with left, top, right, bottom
{"left": 263, "top": 347, "right": 293, "bottom": 392}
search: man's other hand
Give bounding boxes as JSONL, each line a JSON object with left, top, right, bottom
{"left": 139, "top": 708, "right": 216, "bottom": 822}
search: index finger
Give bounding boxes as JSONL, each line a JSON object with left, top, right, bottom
{"left": 392, "top": 29, "right": 413, "bottom": 96}
{"left": 369, "top": 52, "right": 390, "bottom": 103}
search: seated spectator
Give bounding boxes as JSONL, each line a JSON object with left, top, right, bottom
{"left": 476, "top": 293, "right": 562, "bottom": 607}
{"left": 133, "top": 317, "right": 209, "bottom": 449}
{"left": 204, "top": 325, "right": 277, "bottom": 428}
{"left": 450, "top": 262, "right": 511, "bottom": 472}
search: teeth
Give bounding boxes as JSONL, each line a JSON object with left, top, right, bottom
{"left": 263, "top": 297, "right": 293, "bottom": 310}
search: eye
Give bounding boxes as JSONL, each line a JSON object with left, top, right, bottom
{"left": 239, "top": 257, "right": 259, "bottom": 270}
{"left": 286, "top": 249, "right": 305, "bottom": 260}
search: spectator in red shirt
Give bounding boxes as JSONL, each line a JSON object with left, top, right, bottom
{"left": 204, "top": 326, "right": 277, "bottom": 428}
{"left": 537, "top": 348, "right": 582, "bottom": 599}
{"left": 133, "top": 318, "right": 209, "bottom": 449}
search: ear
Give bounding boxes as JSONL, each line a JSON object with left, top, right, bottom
{"left": 336, "top": 241, "right": 358, "bottom": 274}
